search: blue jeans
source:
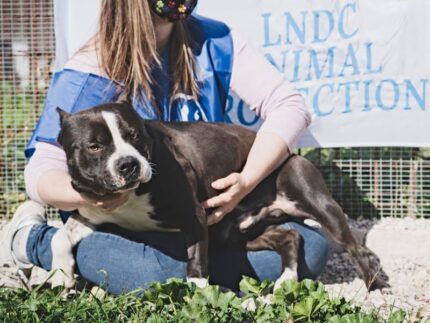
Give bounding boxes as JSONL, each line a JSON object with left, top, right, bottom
{"left": 26, "top": 217, "right": 329, "bottom": 294}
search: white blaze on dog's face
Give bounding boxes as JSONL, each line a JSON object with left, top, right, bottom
{"left": 57, "top": 103, "right": 153, "bottom": 196}
{"left": 101, "top": 111, "right": 152, "bottom": 189}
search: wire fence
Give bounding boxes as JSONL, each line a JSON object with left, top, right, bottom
{"left": 1, "top": 0, "right": 429, "bottom": 219}
{"left": 300, "top": 147, "right": 430, "bottom": 218}
{"left": 1, "top": 0, "right": 55, "bottom": 218}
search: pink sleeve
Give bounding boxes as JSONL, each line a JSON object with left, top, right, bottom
{"left": 230, "top": 30, "right": 312, "bottom": 151}
{"left": 64, "top": 36, "right": 107, "bottom": 76}
{"left": 24, "top": 142, "right": 68, "bottom": 205}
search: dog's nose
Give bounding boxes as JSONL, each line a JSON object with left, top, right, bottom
{"left": 116, "top": 157, "right": 140, "bottom": 177}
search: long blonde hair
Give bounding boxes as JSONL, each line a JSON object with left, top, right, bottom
{"left": 98, "top": 0, "right": 199, "bottom": 117}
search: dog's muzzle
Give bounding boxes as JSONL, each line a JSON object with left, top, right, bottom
{"left": 116, "top": 156, "right": 140, "bottom": 181}
{"left": 112, "top": 156, "right": 152, "bottom": 190}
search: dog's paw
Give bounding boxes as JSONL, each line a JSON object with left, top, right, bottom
{"left": 303, "top": 219, "right": 322, "bottom": 230}
{"left": 274, "top": 268, "right": 298, "bottom": 291}
{"left": 49, "top": 268, "right": 76, "bottom": 290}
{"left": 241, "top": 294, "right": 274, "bottom": 312}
{"left": 241, "top": 298, "right": 257, "bottom": 311}
{"left": 238, "top": 216, "right": 255, "bottom": 232}
{"left": 187, "top": 277, "right": 208, "bottom": 288}
{"left": 50, "top": 244, "right": 77, "bottom": 290}
{"left": 368, "top": 276, "right": 390, "bottom": 291}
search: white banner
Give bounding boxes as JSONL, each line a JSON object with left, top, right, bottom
{"left": 53, "top": 0, "right": 100, "bottom": 71}
{"left": 54, "top": 0, "right": 430, "bottom": 147}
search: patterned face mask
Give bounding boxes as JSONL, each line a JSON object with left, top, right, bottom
{"left": 149, "top": 0, "right": 198, "bottom": 22}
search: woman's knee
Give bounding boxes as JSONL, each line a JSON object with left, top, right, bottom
{"left": 247, "top": 222, "right": 329, "bottom": 283}
{"left": 75, "top": 232, "right": 186, "bottom": 294}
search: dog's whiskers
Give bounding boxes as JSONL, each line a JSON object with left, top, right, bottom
{"left": 148, "top": 162, "right": 158, "bottom": 175}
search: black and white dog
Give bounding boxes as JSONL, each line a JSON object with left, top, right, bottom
{"left": 50, "top": 102, "right": 388, "bottom": 291}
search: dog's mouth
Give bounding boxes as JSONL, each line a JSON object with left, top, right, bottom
{"left": 74, "top": 178, "right": 140, "bottom": 198}
{"left": 75, "top": 163, "right": 152, "bottom": 196}
{"left": 114, "top": 180, "right": 141, "bottom": 193}
{"left": 100, "top": 175, "right": 141, "bottom": 194}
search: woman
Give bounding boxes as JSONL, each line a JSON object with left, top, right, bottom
{"left": 0, "top": 0, "right": 328, "bottom": 294}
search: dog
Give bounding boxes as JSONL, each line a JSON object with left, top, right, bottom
{"left": 49, "top": 101, "right": 388, "bottom": 291}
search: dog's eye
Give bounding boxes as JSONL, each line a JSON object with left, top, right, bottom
{"left": 88, "top": 144, "right": 102, "bottom": 152}
{"left": 129, "top": 131, "right": 138, "bottom": 140}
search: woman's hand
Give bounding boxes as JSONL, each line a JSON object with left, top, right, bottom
{"left": 202, "top": 132, "right": 291, "bottom": 226}
{"left": 202, "top": 173, "right": 255, "bottom": 225}
{"left": 80, "top": 191, "right": 132, "bottom": 211}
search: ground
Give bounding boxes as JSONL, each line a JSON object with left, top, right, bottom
{"left": 320, "top": 217, "right": 430, "bottom": 320}
{"left": 1, "top": 217, "right": 429, "bottom": 320}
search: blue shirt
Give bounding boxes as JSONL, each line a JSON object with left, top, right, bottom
{"left": 26, "top": 15, "right": 234, "bottom": 158}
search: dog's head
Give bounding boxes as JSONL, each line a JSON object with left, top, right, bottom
{"left": 57, "top": 102, "right": 153, "bottom": 197}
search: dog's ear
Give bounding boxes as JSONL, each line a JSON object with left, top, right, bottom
{"left": 56, "top": 107, "right": 70, "bottom": 126}
{"left": 116, "top": 90, "right": 130, "bottom": 104}
{"left": 56, "top": 107, "right": 70, "bottom": 146}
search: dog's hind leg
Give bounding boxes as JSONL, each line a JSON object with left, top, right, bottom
{"left": 246, "top": 226, "right": 300, "bottom": 291}
{"left": 238, "top": 207, "right": 285, "bottom": 232}
{"left": 277, "top": 156, "right": 389, "bottom": 291}
{"left": 50, "top": 213, "right": 94, "bottom": 290}
{"left": 303, "top": 198, "right": 388, "bottom": 290}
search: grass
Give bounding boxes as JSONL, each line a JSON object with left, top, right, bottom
{"left": 0, "top": 277, "right": 408, "bottom": 323}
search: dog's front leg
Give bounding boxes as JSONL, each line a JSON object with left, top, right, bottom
{"left": 50, "top": 213, "right": 94, "bottom": 289}
{"left": 184, "top": 206, "right": 209, "bottom": 288}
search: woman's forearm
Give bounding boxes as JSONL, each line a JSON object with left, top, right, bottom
{"left": 24, "top": 142, "right": 84, "bottom": 211}
{"left": 240, "top": 132, "right": 290, "bottom": 191}
{"left": 37, "top": 170, "right": 84, "bottom": 211}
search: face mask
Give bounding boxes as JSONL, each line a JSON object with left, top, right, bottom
{"left": 149, "top": 0, "right": 198, "bottom": 22}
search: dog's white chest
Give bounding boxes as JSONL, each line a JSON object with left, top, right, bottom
{"left": 78, "top": 193, "right": 175, "bottom": 231}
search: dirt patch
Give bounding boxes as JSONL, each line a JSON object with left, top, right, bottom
{"left": 320, "top": 217, "right": 430, "bottom": 319}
